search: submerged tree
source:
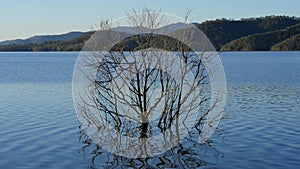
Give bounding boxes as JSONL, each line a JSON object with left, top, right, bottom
{"left": 73, "top": 9, "right": 226, "bottom": 159}
{"left": 78, "top": 125, "right": 225, "bottom": 168}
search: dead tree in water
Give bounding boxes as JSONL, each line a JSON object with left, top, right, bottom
{"left": 74, "top": 9, "right": 224, "bottom": 158}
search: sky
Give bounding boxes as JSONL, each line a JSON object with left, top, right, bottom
{"left": 1, "top": 0, "right": 300, "bottom": 41}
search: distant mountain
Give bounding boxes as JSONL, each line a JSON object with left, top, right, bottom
{"left": 111, "top": 23, "right": 192, "bottom": 34}
{"left": 0, "top": 16, "right": 300, "bottom": 51}
{"left": 0, "top": 31, "right": 93, "bottom": 51}
{"left": 0, "top": 31, "right": 84, "bottom": 45}
{"left": 112, "top": 26, "right": 147, "bottom": 34}
{"left": 157, "top": 22, "right": 194, "bottom": 33}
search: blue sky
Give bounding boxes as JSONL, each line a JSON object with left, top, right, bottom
{"left": 1, "top": 0, "right": 300, "bottom": 41}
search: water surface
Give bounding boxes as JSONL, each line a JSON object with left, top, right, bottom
{"left": 0, "top": 52, "right": 299, "bottom": 168}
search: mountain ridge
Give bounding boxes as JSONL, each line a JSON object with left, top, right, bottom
{"left": 0, "top": 31, "right": 84, "bottom": 45}
{"left": 0, "top": 15, "right": 299, "bottom": 51}
{"left": 271, "top": 33, "right": 300, "bottom": 51}
{"left": 221, "top": 23, "right": 300, "bottom": 51}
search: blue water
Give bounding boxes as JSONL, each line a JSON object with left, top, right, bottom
{"left": 0, "top": 52, "right": 299, "bottom": 168}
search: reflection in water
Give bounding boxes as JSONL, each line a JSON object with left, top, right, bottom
{"left": 78, "top": 125, "right": 225, "bottom": 168}
{"left": 74, "top": 48, "right": 226, "bottom": 166}
{"left": 73, "top": 11, "right": 226, "bottom": 166}
{"left": 73, "top": 49, "right": 226, "bottom": 157}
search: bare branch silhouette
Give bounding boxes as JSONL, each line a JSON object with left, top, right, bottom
{"left": 73, "top": 9, "right": 226, "bottom": 158}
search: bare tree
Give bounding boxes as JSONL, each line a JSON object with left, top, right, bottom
{"left": 73, "top": 8, "right": 226, "bottom": 158}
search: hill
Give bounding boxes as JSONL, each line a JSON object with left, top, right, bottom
{"left": 0, "top": 15, "right": 299, "bottom": 51}
{"left": 196, "top": 16, "right": 300, "bottom": 50}
{"left": 0, "top": 32, "right": 93, "bottom": 51}
{"left": 270, "top": 34, "right": 300, "bottom": 51}
{"left": 221, "top": 23, "right": 300, "bottom": 51}
{"left": 0, "top": 31, "right": 84, "bottom": 45}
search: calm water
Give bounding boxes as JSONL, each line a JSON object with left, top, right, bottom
{"left": 0, "top": 52, "right": 299, "bottom": 168}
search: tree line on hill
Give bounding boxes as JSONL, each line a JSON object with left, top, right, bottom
{"left": 0, "top": 15, "right": 299, "bottom": 51}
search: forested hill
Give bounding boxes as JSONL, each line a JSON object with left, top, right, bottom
{"left": 198, "top": 16, "right": 300, "bottom": 50}
{"left": 221, "top": 22, "right": 300, "bottom": 51}
{"left": 270, "top": 34, "right": 300, "bottom": 51}
{"left": 0, "top": 15, "right": 299, "bottom": 51}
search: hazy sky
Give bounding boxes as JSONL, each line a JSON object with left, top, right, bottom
{"left": 1, "top": 0, "right": 300, "bottom": 41}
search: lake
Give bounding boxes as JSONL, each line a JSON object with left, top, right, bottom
{"left": 0, "top": 52, "right": 299, "bottom": 168}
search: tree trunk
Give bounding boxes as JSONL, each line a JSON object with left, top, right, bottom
{"left": 140, "top": 115, "right": 148, "bottom": 138}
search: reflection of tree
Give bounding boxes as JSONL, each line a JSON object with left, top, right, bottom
{"left": 74, "top": 9, "right": 225, "bottom": 159}
{"left": 92, "top": 48, "right": 209, "bottom": 135}
{"left": 78, "top": 126, "right": 224, "bottom": 168}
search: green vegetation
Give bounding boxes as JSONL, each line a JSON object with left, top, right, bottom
{"left": 221, "top": 23, "right": 300, "bottom": 51}
{"left": 0, "top": 32, "right": 94, "bottom": 51}
{"left": 197, "top": 16, "right": 300, "bottom": 50}
{"left": 112, "top": 34, "right": 191, "bottom": 51}
{"left": 0, "top": 15, "right": 299, "bottom": 51}
{"left": 271, "top": 34, "right": 300, "bottom": 51}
